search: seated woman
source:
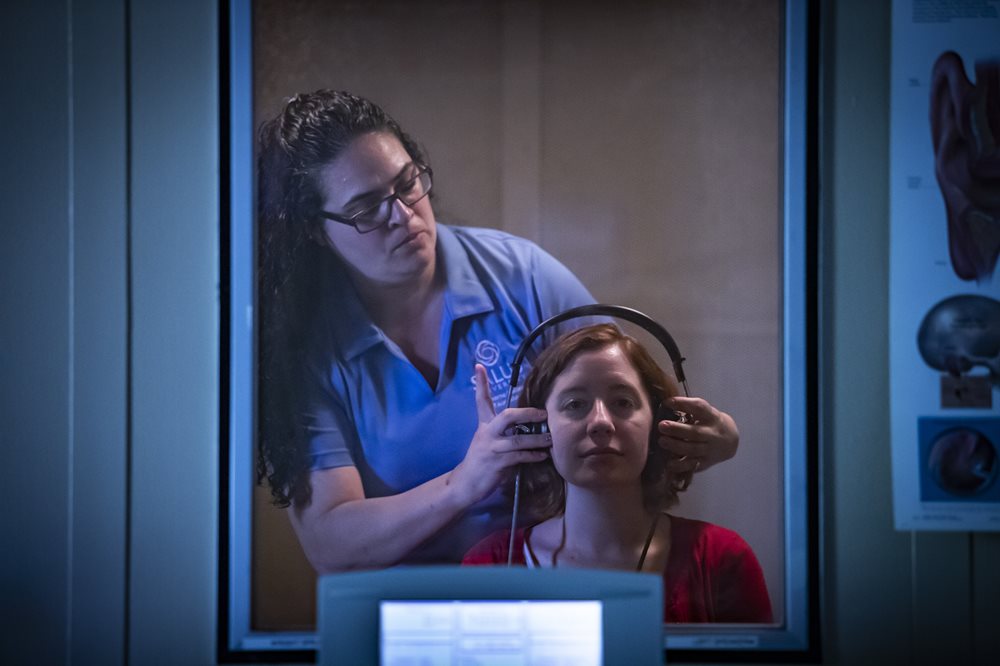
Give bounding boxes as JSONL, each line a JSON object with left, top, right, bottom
{"left": 462, "top": 324, "right": 773, "bottom": 623}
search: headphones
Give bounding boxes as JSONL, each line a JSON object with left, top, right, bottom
{"left": 502, "top": 304, "right": 691, "bottom": 564}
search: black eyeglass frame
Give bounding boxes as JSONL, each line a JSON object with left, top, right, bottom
{"left": 318, "top": 165, "right": 433, "bottom": 234}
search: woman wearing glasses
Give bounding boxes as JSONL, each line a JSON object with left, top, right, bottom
{"left": 257, "top": 90, "right": 740, "bottom": 572}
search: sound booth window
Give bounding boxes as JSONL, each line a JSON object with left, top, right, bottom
{"left": 221, "top": 0, "right": 819, "bottom": 661}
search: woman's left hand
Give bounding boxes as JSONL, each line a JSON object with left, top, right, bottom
{"left": 656, "top": 396, "right": 739, "bottom": 474}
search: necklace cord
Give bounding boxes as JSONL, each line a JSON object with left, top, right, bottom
{"left": 636, "top": 511, "right": 662, "bottom": 571}
{"left": 546, "top": 511, "right": 662, "bottom": 572}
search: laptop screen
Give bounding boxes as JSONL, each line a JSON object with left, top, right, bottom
{"left": 379, "top": 600, "right": 602, "bottom": 665}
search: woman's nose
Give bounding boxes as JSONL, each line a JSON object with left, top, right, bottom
{"left": 587, "top": 400, "right": 614, "bottom": 435}
{"left": 386, "top": 196, "right": 415, "bottom": 228}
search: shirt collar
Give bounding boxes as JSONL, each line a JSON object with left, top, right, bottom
{"left": 437, "top": 224, "right": 494, "bottom": 320}
{"left": 331, "top": 224, "right": 495, "bottom": 360}
{"left": 328, "top": 261, "right": 383, "bottom": 360}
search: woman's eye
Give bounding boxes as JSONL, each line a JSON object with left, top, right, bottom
{"left": 349, "top": 200, "right": 380, "bottom": 218}
{"left": 610, "top": 396, "right": 643, "bottom": 415}
{"left": 562, "top": 399, "right": 586, "bottom": 412}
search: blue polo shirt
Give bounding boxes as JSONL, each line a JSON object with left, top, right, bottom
{"left": 302, "top": 224, "right": 595, "bottom": 563}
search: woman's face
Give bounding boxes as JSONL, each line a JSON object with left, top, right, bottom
{"left": 315, "top": 131, "right": 437, "bottom": 286}
{"left": 544, "top": 343, "right": 653, "bottom": 489}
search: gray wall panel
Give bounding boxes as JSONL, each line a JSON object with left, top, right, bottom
{"left": 972, "top": 533, "right": 1000, "bottom": 664}
{"left": 127, "top": 0, "right": 219, "bottom": 663}
{"left": 0, "top": 2, "right": 72, "bottom": 664}
{"left": 822, "top": 0, "right": 915, "bottom": 662}
{"left": 70, "top": 0, "right": 129, "bottom": 663}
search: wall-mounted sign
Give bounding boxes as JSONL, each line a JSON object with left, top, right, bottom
{"left": 889, "top": 0, "right": 1000, "bottom": 531}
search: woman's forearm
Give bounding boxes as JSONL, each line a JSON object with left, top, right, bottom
{"left": 289, "top": 467, "right": 475, "bottom": 572}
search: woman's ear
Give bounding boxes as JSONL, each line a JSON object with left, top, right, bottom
{"left": 306, "top": 220, "right": 333, "bottom": 249}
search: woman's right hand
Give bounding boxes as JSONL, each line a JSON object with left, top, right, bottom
{"left": 448, "top": 364, "right": 552, "bottom": 503}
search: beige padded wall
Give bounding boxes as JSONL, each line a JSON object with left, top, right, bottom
{"left": 251, "top": 0, "right": 782, "bottom": 629}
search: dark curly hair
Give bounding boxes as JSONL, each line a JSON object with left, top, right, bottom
{"left": 256, "top": 90, "right": 428, "bottom": 507}
{"left": 513, "top": 324, "right": 692, "bottom": 521}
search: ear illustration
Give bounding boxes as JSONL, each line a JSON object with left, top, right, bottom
{"left": 929, "top": 51, "right": 1000, "bottom": 283}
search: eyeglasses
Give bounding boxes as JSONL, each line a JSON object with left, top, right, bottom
{"left": 319, "top": 166, "right": 433, "bottom": 234}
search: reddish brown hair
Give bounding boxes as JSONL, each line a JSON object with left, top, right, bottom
{"left": 514, "top": 323, "right": 692, "bottom": 520}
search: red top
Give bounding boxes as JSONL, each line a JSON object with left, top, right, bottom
{"left": 462, "top": 514, "right": 773, "bottom": 624}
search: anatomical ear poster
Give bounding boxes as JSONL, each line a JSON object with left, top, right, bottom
{"left": 889, "top": 0, "right": 1000, "bottom": 530}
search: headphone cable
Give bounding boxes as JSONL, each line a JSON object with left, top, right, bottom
{"left": 506, "top": 468, "right": 522, "bottom": 566}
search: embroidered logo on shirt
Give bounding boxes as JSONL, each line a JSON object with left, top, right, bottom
{"left": 474, "top": 340, "right": 501, "bottom": 367}
{"left": 472, "top": 339, "right": 521, "bottom": 413}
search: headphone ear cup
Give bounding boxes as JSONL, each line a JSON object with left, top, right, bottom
{"left": 649, "top": 402, "right": 680, "bottom": 448}
{"left": 656, "top": 402, "right": 681, "bottom": 424}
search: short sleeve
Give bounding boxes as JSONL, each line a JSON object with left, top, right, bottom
{"left": 528, "top": 243, "right": 596, "bottom": 316}
{"left": 525, "top": 243, "right": 604, "bottom": 345}
{"left": 300, "top": 357, "right": 359, "bottom": 471}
